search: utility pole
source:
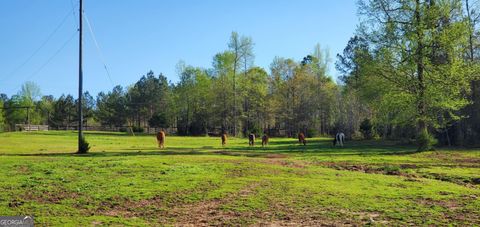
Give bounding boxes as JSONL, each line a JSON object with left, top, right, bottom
{"left": 78, "top": 0, "right": 84, "bottom": 152}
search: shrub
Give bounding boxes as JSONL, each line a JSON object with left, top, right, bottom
{"left": 417, "top": 129, "right": 437, "bottom": 151}
{"left": 77, "top": 136, "right": 90, "bottom": 154}
{"left": 359, "top": 118, "right": 374, "bottom": 139}
{"left": 306, "top": 128, "right": 317, "bottom": 138}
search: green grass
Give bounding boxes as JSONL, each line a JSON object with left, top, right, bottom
{"left": 0, "top": 131, "right": 479, "bottom": 226}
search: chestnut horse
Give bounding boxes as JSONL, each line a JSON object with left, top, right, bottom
{"left": 221, "top": 133, "right": 227, "bottom": 147}
{"left": 298, "top": 132, "right": 306, "bottom": 146}
{"left": 156, "top": 130, "right": 166, "bottom": 149}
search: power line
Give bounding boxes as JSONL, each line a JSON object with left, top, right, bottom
{"left": 70, "top": 0, "right": 79, "bottom": 29}
{"left": 84, "top": 12, "right": 115, "bottom": 87}
{"left": 0, "top": 5, "right": 78, "bottom": 83}
{"left": 6, "top": 30, "right": 78, "bottom": 95}
{"left": 28, "top": 31, "right": 78, "bottom": 80}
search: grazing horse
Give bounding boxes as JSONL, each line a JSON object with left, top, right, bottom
{"left": 261, "top": 135, "right": 269, "bottom": 147}
{"left": 248, "top": 133, "right": 255, "bottom": 146}
{"left": 156, "top": 130, "right": 166, "bottom": 149}
{"left": 221, "top": 133, "right": 227, "bottom": 147}
{"left": 335, "top": 132, "right": 345, "bottom": 147}
{"left": 298, "top": 132, "right": 307, "bottom": 146}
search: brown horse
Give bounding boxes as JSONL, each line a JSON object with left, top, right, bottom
{"left": 156, "top": 130, "right": 166, "bottom": 149}
{"left": 221, "top": 133, "right": 227, "bottom": 147}
{"left": 298, "top": 132, "right": 306, "bottom": 146}
{"left": 262, "top": 135, "right": 269, "bottom": 147}
{"left": 248, "top": 133, "right": 255, "bottom": 146}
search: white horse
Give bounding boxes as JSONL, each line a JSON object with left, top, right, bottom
{"left": 335, "top": 132, "right": 345, "bottom": 146}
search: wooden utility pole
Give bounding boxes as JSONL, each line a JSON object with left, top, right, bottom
{"left": 78, "top": 0, "right": 84, "bottom": 151}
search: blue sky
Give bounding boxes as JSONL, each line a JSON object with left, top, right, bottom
{"left": 0, "top": 0, "right": 358, "bottom": 98}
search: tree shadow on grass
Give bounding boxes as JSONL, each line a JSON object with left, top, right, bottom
{"left": 83, "top": 131, "right": 133, "bottom": 137}
{"left": 0, "top": 149, "right": 205, "bottom": 157}
{"left": 0, "top": 140, "right": 418, "bottom": 158}
{"left": 224, "top": 139, "right": 415, "bottom": 155}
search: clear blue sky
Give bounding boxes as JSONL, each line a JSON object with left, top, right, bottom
{"left": 0, "top": 0, "right": 358, "bottom": 98}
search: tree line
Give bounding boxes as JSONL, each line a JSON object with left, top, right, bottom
{"left": 1, "top": 0, "right": 480, "bottom": 151}
{"left": 336, "top": 0, "right": 480, "bottom": 149}
{"left": 0, "top": 32, "right": 345, "bottom": 138}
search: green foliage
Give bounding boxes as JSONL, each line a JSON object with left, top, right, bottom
{"left": 4, "top": 95, "right": 41, "bottom": 127}
{"left": 0, "top": 101, "right": 4, "bottom": 132}
{"left": 19, "top": 81, "right": 41, "bottom": 102}
{"left": 127, "top": 71, "right": 171, "bottom": 129}
{"left": 1, "top": 32, "right": 346, "bottom": 141}
{"left": 50, "top": 94, "right": 76, "bottom": 128}
{"left": 148, "top": 112, "right": 168, "bottom": 128}
{"left": 336, "top": 36, "right": 371, "bottom": 87}
{"left": 240, "top": 67, "right": 268, "bottom": 135}
{"left": 417, "top": 129, "right": 437, "bottom": 152}
{"left": 268, "top": 46, "right": 338, "bottom": 137}
{"left": 359, "top": 118, "right": 374, "bottom": 139}
{"left": 244, "top": 123, "right": 262, "bottom": 137}
{"left": 174, "top": 64, "right": 212, "bottom": 136}
{"left": 306, "top": 128, "right": 317, "bottom": 138}
{"left": 5, "top": 24, "right": 478, "bottom": 147}
{"left": 338, "top": 0, "right": 480, "bottom": 149}
{"left": 79, "top": 92, "right": 95, "bottom": 122}
{"left": 77, "top": 136, "right": 90, "bottom": 154}
{"left": 95, "top": 86, "right": 127, "bottom": 127}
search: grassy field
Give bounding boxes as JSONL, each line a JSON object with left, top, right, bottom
{"left": 0, "top": 131, "right": 479, "bottom": 226}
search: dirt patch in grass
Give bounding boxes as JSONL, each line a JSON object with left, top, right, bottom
{"left": 264, "top": 154, "right": 288, "bottom": 159}
{"left": 417, "top": 198, "right": 463, "bottom": 210}
{"left": 429, "top": 152, "right": 480, "bottom": 166}
{"left": 319, "top": 162, "right": 416, "bottom": 177}
{"left": 213, "top": 151, "right": 290, "bottom": 159}
{"left": 94, "top": 180, "right": 222, "bottom": 222}
{"left": 168, "top": 181, "right": 264, "bottom": 226}
{"left": 14, "top": 165, "right": 31, "bottom": 174}
{"left": 18, "top": 189, "right": 80, "bottom": 205}
{"left": 260, "top": 159, "right": 306, "bottom": 169}
{"left": 252, "top": 204, "right": 389, "bottom": 226}
{"left": 318, "top": 161, "right": 480, "bottom": 186}
{"left": 422, "top": 172, "right": 480, "bottom": 186}
{"left": 91, "top": 221, "right": 103, "bottom": 226}
{"left": 96, "top": 194, "right": 171, "bottom": 219}
{"left": 212, "top": 150, "right": 242, "bottom": 156}
{"left": 170, "top": 198, "right": 242, "bottom": 225}
{"left": 8, "top": 188, "right": 81, "bottom": 209}
{"left": 93, "top": 180, "right": 356, "bottom": 226}
{"left": 169, "top": 181, "right": 364, "bottom": 226}
{"left": 416, "top": 197, "right": 480, "bottom": 223}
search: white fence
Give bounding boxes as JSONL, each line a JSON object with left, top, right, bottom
{"left": 15, "top": 124, "right": 49, "bottom": 131}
